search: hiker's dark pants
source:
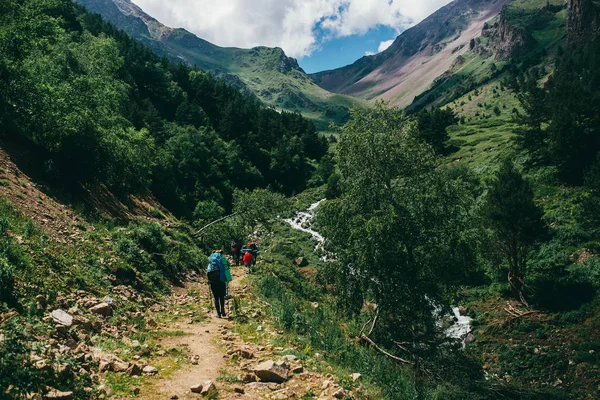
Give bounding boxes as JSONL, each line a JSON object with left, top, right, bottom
{"left": 210, "top": 281, "right": 226, "bottom": 316}
{"left": 233, "top": 252, "right": 240, "bottom": 266}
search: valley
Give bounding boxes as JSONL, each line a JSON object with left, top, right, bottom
{"left": 1, "top": 0, "right": 600, "bottom": 399}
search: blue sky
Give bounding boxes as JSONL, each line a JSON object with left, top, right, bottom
{"left": 297, "top": 25, "right": 399, "bottom": 73}
{"left": 132, "top": 0, "right": 452, "bottom": 73}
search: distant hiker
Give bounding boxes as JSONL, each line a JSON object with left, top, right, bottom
{"left": 231, "top": 240, "right": 241, "bottom": 266}
{"left": 248, "top": 242, "right": 259, "bottom": 265}
{"left": 243, "top": 250, "right": 253, "bottom": 273}
{"left": 207, "top": 250, "right": 232, "bottom": 318}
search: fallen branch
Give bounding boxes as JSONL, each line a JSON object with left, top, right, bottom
{"left": 368, "top": 309, "right": 379, "bottom": 336}
{"left": 359, "top": 318, "right": 372, "bottom": 337}
{"left": 360, "top": 334, "right": 411, "bottom": 364}
{"left": 193, "top": 212, "right": 239, "bottom": 237}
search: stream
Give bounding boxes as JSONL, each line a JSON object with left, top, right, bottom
{"left": 285, "top": 200, "right": 472, "bottom": 342}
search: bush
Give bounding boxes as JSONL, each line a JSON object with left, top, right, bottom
{"left": 0, "top": 257, "right": 15, "bottom": 303}
{"left": 529, "top": 242, "right": 595, "bottom": 310}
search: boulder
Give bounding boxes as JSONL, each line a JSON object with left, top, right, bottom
{"left": 190, "top": 383, "right": 203, "bottom": 393}
{"left": 50, "top": 310, "right": 73, "bottom": 327}
{"left": 458, "top": 306, "right": 468, "bottom": 316}
{"left": 252, "top": 360, "right": 289, "bottom": 383}
{"left": 200, "top": 380, "right": 217, "bottom": 397}
{"left": 90, "top": 302, "right": 112, "bottom": 317}
{"left": 350, "top": 372, "right": 362, "bottom": 382}
{"left": 127, "top": 364, "right": 143, "bottom": 376}
{"left": 465, "top": 333, "right": 475, "bottom": 344}
{"left": 333, "top": 388, "right": 346, "bottom": 399}
{"left": 72, "top": 315, "right": 91, "bottom": 331}
{"left": 142, "top": 365, "right": 158, "bottom": 375}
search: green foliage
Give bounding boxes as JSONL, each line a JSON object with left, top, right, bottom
{"left": 515, "top": 37, "right": 600, "bottom": 184}
{"left": 0, "top": 257, "right": 15, "bottom": 304}
{"left": 482, "top": 160, "right": 545, "bottom": 300}
{"left": 0, "top": 0, "right": 325, "bottom": 215}
{"left": 319, "top": 103, "right": 477, "bottom": 342}
{"left": 416, "top": 107, "right": 458, "bottom": 153}
{"left": 233, "top": 189, "right": 290, "bottom": 227}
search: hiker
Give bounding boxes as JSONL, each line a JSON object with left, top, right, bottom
{"left": 243, "top": 249, "right": 253, "bottom": 273}
{"left": 207, "top": 250, "right": 232, "bottom": 318}
{"left": 231, "top": 240, "right": 241, "bottom": 266}
{"left": 247, "top": 242, "right": 259, "bottom": 265}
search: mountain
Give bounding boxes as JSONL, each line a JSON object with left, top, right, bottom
{"left": 310, "top": 0, "right": 510, "bottom": 108}
{"left": 75, "top": 0, "right": 363, "bottom": 130}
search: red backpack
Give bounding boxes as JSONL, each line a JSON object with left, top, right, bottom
{"left": 243, "top": 252, "right": 253, "bottom": 265}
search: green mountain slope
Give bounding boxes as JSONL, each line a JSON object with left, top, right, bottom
{"left": 75, "top": 0, "right": 363, "bottom": 130}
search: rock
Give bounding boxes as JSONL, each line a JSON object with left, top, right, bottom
{"left": 240, "top": 373, "right": 257, "bottom": 383}
{"left": 464, "top": 333, "right": 475, "bottom": 344}
{"left": 50, "top": 310, "right": 73, "bottom": 326}
{"left": 295, "top": 257, "right": 309, "bottom": 267}
{"left": 253, "top": 360, "right": 289, "bottom": 383}
{"left": 238, "top": 349, "right": 254, "bottom": 359}
{"left": 170, "top": 396, "right": 178, "bottom": 400}
{"left": 72, "top": 315, "right": 91, "bottom": 331}
{"left": 190, "top": 383, "right": 203, "bottom": 393}
{"left": 282, "top": 354, "right": 297, "bottom": 361}
{"left": 291, "top": 365, "right": 304, "bottom": 374}
{"left": 36, "top": 295, "right": 47, "bottom": 310}
{"left": 127, "top": 364, "right": 143, "bottom": 376}
{"left": 350, "top": 373, "right": 362, "bottom": 382}
{"left": 200, "top": 380, "right": 217, "bottom": 396}
{"left": 90, "top": 302, "right": 112, "bottom": 317}
{"left": 143, "top": 365, "right": 158, "bottom": 375}
{"left": 234, "top": 386, "right": 245, "bottom": 394}
{"left": 112, "top": 359, "right": 129, "bottom": 373}
{"left": 44, "top": 390, "right": 73, "bottom": 399}
{"left": 458, "top": 306, "right": 468, "bottom": 316}
{"left": 322, "top": 380, "right": 331, "bottom": 390}
{"left": 333, "top": 388, "right": 346, "bottom": 399}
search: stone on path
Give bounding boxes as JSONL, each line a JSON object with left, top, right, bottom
{"left": 142, "top": 365, "right": 158, "bottom": 375}
{"left": 200, "top": 380, "right": 217, "bottom": 396}
{"left": 252, "top": 360, "right": 289, "bottom": 383}
{"left": 350, "top": 372, "right": 362, "bottom": 382}
{"left": 190, "top": 383, "right": 203, "bottom": 393}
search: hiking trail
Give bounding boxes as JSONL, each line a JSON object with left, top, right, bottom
{"left": 137, "top": 262, "right": 345, "bottom": 399}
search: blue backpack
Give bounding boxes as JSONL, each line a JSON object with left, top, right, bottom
{"left": 207, "top": 253, "right": 223, "bottom": 282}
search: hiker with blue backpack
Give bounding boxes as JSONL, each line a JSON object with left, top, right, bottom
{"left": 207, "top": 250, "right": 232, "bottom": 318}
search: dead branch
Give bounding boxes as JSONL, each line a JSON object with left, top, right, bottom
{"left": 193, "top": 212, "right": 239, "bottom": 236}
{"left": 359, "top": 318, "right": 372, "bottom": 337}
{"left": 360, "top": 334, "right": 411, "bottom": 364}
{"left": 368, "top": 309, "right": 379, "bottom": 336}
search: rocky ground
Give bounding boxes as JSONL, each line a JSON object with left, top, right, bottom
{"left": 19, "top": 261, "right": 362, "bottom": 400}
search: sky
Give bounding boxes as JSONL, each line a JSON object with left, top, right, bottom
{"left": 131, "top": 0, "right": 452, "bottom": 73}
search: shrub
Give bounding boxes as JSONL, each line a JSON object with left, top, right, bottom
{"left": 0, "top": 257, "right": 15, "bottom": 303}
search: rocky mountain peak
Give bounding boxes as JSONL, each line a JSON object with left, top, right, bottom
{"left": 567, "top": 0, "right": 599, "bottom": 45}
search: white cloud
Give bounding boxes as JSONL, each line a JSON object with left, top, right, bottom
{"left": 365, "top": 51, "right": 375, "bottom": 56}
{"left": 377, "top": 39, "right": 394, "bottom": 53}
{"left": 131, "top": 0, "right": 452, "bottom": 58}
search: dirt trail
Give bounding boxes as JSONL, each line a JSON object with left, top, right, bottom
{"left": 142, "top": 294, "right": 225, "bottom": 399}
{"left": 140, "top": 263, "right": 340, "bottom": 400}
{"left": 141, "top": 265, "right": 252, "bottom": 400}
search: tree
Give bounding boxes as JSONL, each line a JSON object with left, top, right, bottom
{"left": 482, "top": 160, "right": 545, "bottom": 303}
{"left": 416, "top": 108, "right": 457, "bottom": 153}
{"left": 319, "top": 103, "right": 477, "bottom": 352}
